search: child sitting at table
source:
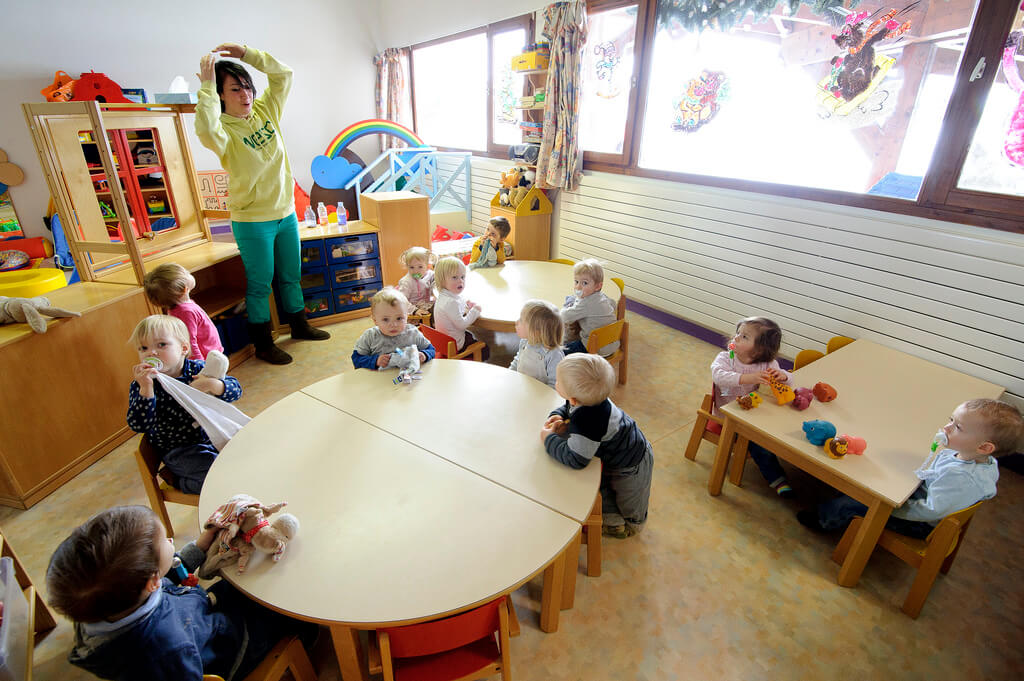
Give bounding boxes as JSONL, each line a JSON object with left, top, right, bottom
{"left": 143, "top": 263, "right": 223, "bottom": 360}
{"left": 798, "top": 399, "right": 1024, "bottom": 537}
{"left": 560, "top": 259, "right": 617, "bottom": 356}
{"left": 510, "top": 299, "right": 564, "bottom": 388}
{"left": 396, "top": 246, "right": 437, "bottom": 316}
{"left": 540, "top": 354, "right": 653, "bottom": 538}
{"left": 711, "top": 316, "right": 796, "bottom": 498}
{"left": 433, "top": 256, "right": 490, "bottom": 361}
{"left": 467, "top": 217, "right": 513, "bottom": 270}
{"left": 128, "top": 315, "right": 242, "bottom": 494}
{"left": 352, "top": 288, "right": 435, "bottom": 369}
{"left": 46, "top": 505, "right": 317, "bottom": 681}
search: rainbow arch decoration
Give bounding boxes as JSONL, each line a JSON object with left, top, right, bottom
{"left": 324, "top": 119, "right": 426, "bottom": 159}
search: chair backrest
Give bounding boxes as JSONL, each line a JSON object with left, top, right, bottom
{"left": 826, "top": 336, "right": 854, "bottom": 354}
{"left": 382, "top": 598, "right": 503, "bottom": 658}
{"left": 610, "top": 277, "right": 625, "bottom": 320}
{"left": 925, "top": 501, "right": 983, "bottom": 549}
{"left": 418, "top": 325, "right": 456, "bottom": 359}
{"left": 549, "top": 258, "right": 575, "bottom": 265}
{"left": 793, "top": 349, "right": 825, "bottom": 371}
{"left": 586, "top": 320, "right": 625, "bottom": 354}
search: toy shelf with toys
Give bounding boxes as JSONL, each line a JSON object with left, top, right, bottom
{"left": 490, "top": 184, "right": 553, "bottom": 261}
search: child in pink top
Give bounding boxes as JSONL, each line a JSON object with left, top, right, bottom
{"left": 710, "top": 316, "right": 795, "bottom": 498}
{"left": 144, "top": 263, "right": 224, "bottom": 360}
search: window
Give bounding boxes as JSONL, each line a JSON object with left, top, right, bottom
{"left": 411, "top": 16, "right": 532, "bottom": 155}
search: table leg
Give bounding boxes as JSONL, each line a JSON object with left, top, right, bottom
{"left": 708, "top": 416, "right": 736, "bottom": 496}
{"left": 540, "top": 547, "right": 567, "bottom": 632}
{"left": 727, "top": 435, "right": 749, "bottom": 487}
{"left": 561, "top": 528, "right": 582, "bottom": 610}
{"left": 330, "top": 623, "right": 369, "bottom": 681}
{"left": 837, "top": 497, "right": 892, "bottom": 587}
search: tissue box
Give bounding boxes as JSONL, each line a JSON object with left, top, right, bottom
{"left": 154, "top": 93, "right": 197, "bottom": 104}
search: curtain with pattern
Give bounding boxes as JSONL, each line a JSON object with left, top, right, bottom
{"left": 537, "top": 0, "right": 588, "bottom": 191}
{"left": 374, "top": 48, "right": 412, "bottom": 150}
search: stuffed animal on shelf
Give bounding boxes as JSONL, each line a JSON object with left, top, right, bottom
{"left": 498, "top": 168, "right": 521, "bottom": 206}
{"left": 791, "top": 387, "right": 814, "bottom": 411}
{"left": 839, "top": 433, "right": 867, "bottom": 455}
{"left": 812, "top": 382, "right": 838, "bottom": 402}
{"left": 509, "top": 165, "right": 534, "bottom": 208}
{"left": 767, "top": 372, "right": 795, "bottom": 405}
{"left": 199, "top": 494, "right": 299, "bottom": 577}
{"left": 802, "top": 419, "right": 837, "bottom": 446}
{"left": 0, "top": 296, "right": 81, "bottom": 333}
{"left": 736, "top": 392, "right": 763, "bottom": 410}
{"left": 823, "top": 435, "right": 849, "bottom": 459}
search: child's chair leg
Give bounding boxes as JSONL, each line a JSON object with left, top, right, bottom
{"left": 684, "top": 415, "right": 709, "bottom": 461}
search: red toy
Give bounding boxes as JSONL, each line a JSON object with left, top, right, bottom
{"left": 812, "top": 382, "right": 838, "bottom": 402}
{"left": 71, "top": 71, "right": 132, "bottom": 104}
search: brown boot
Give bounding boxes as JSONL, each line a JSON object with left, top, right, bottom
{"left": 247, "top": 322, "right": 292, "bottom": 365}
{"left": 288, "top": 310, "right": 330, "bottom": 341}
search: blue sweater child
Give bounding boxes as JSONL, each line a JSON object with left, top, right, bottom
{"left": 47, "top": 506, "right": 316, "bottom": 681}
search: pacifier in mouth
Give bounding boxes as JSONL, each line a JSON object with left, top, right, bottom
{"left": 728, "top": 341, "right": 736, "bottom": 359}
{"left": 931, "top": 430, "right": 948, "bottom": 452}
{"left": 143, "top": 357, "right": 164, "bottom": 371}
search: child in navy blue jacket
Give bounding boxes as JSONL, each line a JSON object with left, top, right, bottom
{"left": 540, "top": 354, "right": 654, "bottom": 538}
{"left": 46, "top": 505, "right": 316, "bottom": 681}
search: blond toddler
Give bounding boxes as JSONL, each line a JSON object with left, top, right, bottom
{"left": 396, "top": 246, "right": 437, "bottom": 315}
{"left": 510, "top": 300, "right": 564, "bottom": 388}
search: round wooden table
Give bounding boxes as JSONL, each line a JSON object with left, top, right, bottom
{"left": 465, "top": 261, "right": 622, "bottom": 332}
{"left": 199, "top": 360, "right": 599, "bottom": 681}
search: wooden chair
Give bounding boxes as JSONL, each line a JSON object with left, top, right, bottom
{"left": 0, "top": 529, "right": 58, "bottom": 681}
{"left": 549, "top": 258, "right": 575, "bottom": 265}
{"left": 831, "top": 501, "right": 985, "bottom": 619}
{"left": 793, "top": 349, "right": 825, "bottom": 371}
{"left": 419, "top": 325, "right": 486, "bottom": 361}
{"left": 134, "top": 435, "right": 199, "bottom": 539}
{"left": 826, "top": 336, "right": 854, "bottom": 354}
{"left": 610, "top": 276, "right": 626, "bottom": 321}
{"left": 203, "top": 634, "right": 317, "bottom": 681}
{"left": 370, "top": 597, "right": 511, "bottom": 681}
{"left": 683, "top": 386, "right": 724, "bottom": 461}
{"left": 586, "top": 320, "right": 628, "bottom": 385}
{"left": 580, "top": 492, "right": 602, "bottom": 577}
{"left": 407, "top": 311, "right": 432, "bottom": 327}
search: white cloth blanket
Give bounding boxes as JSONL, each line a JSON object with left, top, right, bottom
{"left": 153, "top": 374, "right": 250, "bottom": 451}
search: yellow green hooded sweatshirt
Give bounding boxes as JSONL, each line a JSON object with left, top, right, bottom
{"left": 195, "top": 47, "right": 294, "bottom": 222}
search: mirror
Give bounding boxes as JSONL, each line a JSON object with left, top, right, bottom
{"left": 0, "top": 191, "right": 22, "bottom": 238}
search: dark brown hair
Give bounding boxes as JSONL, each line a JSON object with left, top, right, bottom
{"left": 488, "top": 216, "right": 511, "bottom": 239}
{"left": 215, "top": 60, "right": 256, "bottom": 112}
{"left": 46, "top": 506, "right": 162, "bottom": 623}
{"left": 737, "top": 316, "right": 782, "bottom": 364}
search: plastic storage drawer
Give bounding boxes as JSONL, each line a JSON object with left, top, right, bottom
{"left": 326, "top": 234, "right": 379, "bottom": 264}
{"left": 330, "top": 257, "right": 381, "bottom": 288}
{"left": 301, "top": 290, "right": 334, "bottom": 318}
{"left": 299, "top": 241, "right": 325, "bottom": 269}
{"left": 333, "top": 282, "right": 380, "bottom": 313}
{"left": 298, "top": 266, "right": 330, "bottom": 294}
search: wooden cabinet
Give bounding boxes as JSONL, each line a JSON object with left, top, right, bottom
{"left": 358, "top": 192, "right": 429, "bottom": 287}
{"left": 490, "top": 187, "right": 553, "bottom": 261}
{"left": 515, "top": 69, "right": 547, "bottom": 147}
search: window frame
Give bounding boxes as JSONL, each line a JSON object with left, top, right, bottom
{"left": 409, "top": 14, "right": 533, "bottom": 157}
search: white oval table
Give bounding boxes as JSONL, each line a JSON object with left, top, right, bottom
{"left": 199, "top": 360, "right": 599, "bottom": 681}
{"left": 465, "top": 261, "right": 621, "bottom": 332}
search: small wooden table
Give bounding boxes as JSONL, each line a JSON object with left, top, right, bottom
{"left": 707, "top": 340, "right": 1003, "bottom": 587}
{"left": 465, "top": 261, "right": 621, "bottom": 333}
{"left": 200, "top": 361, "right": 599, "bottom": 681}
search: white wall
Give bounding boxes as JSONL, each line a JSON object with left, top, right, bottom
{"left": 378, "top": 0, "right": 546, "bottom": 48}
{"left": 3, "top": 0, "right": 381, "bottom": 239}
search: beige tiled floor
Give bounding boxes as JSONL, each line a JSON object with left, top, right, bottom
{"left": 4, "top": 312, "right": 1022, "bottom": 681}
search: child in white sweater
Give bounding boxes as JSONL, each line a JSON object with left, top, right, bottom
{"left": 432, "top": 256, "right": 489, "bottom": 361}
{"left": 510, "top": 300, "right": 564, "bottom": 388}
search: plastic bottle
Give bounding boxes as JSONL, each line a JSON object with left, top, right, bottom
{"left": 316, "top": 202, "right": 328, "bottom": 226}
{"left": 337, "top": 203, "right": 347, "bottom": 225}
{"left": 303, "top": 205, "right": 316, "bottom": 228}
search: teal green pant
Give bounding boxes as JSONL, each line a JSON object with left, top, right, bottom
{"left": 231, "top": 213, "right": 303, "bottom": 324}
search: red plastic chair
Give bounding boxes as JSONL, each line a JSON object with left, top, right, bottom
{"left": 375, "top": 597, "right": 511, "bottom": 681}
{"left": 419, "top": 324, "right": 486, "bottom": 361}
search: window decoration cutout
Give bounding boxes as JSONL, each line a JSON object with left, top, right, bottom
{"left": 497, "top": 64, "right": 518, "bottom": 126}
{"left": 818, "top": 6, "right": 913, "bottom": 108}
{"left": 657, "top": 0, "right": 854, "bottom": 33}
{"left": 672, "top": 70, "right": 729, "bottom": 133}
{"left": 1000, "top": 31, "right": 1024, "bottom": 168}
{"left": 593, "top": 41, "right": 622, "bottom": 98}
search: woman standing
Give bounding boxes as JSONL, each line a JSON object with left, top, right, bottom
{"left": 196, "top": 43, "right": 328, "bottom": 364}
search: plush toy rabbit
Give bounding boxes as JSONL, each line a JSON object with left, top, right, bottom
{"left": 199, "top": 494, "right": 299, "bottom": 577}
{"left": 0, "top": 296, "right": 80, "bottom": 333}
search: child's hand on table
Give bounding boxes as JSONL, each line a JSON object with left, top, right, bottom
{"left": 542, "top": 414, "right": 568, "bottom": 436}
{"left": 418, "top": 351, "right": 427, "bottom": 363}
{"left": 377, "top": 354, "right": 391, "bottom": 368}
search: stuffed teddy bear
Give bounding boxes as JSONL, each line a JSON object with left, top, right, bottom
{"left": 498, "top": 168, "right": 521, "bottom": 206}
{"left": 199, "top": 494, "right": 299, "bottom": 577}
{"left": 0, "top": 296, "right": 81, "bottom": 333}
